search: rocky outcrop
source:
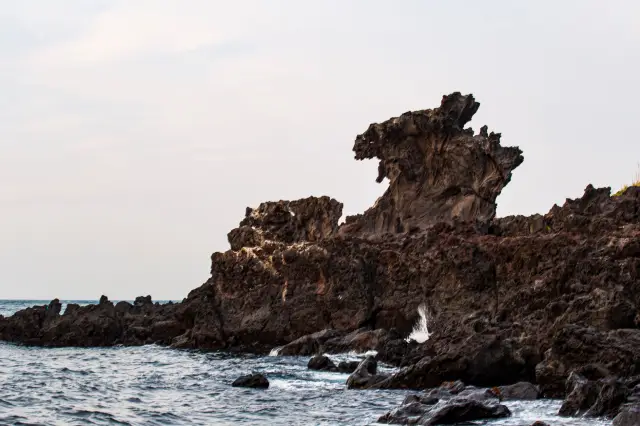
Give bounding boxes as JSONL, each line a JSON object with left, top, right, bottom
{"left": 378, "top": 381, "right": 511, "bottom": 425}
{"left": 1, "top": 93, "right": 639, "bottom": 422}
{"left": 341, "top": 92, "right": 523, "bottom": 236}
{"left": 558, "top": 373, "right": 640, "bottom": 419}
{"left": 0, "top": 296, "right": 185, "bottom": 347}
{"left": 227, "top": 196, "right": 342, "bottom": 250}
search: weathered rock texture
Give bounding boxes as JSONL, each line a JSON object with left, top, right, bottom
{"left": 378, "top": 381, "right": 512, "bottom": 425}
{"left": 341, "top": 92, "right": 523, "bottom": 236}
{"left": 1, "top": 93, "right": 639, "bottom": 419}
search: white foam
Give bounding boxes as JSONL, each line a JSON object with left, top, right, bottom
{"left": 407, "top": 304, "right": 430, "bottom": 343}
{"left": 268, "top": 346, "right": 282, "bottom": 356}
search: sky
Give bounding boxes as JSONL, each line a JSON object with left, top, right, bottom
{"left": 1, "top": 0, "right": 639, "bottom": 300}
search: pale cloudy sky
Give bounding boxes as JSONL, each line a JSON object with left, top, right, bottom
{"left": 1, "top": 1, "right": 639, "bottom": 300}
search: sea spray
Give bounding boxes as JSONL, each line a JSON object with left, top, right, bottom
{"left": 407, "top": 304, "right": 430, "bottom": 343}
{"left": 269, "top": 346, "right": 283, "bottom": 356}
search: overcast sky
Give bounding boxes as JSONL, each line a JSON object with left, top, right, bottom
{"left": 1, "top": 1, "right": 639, "bottom": 300}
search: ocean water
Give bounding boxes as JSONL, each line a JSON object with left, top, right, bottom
{"left": 0, "top": 300, "right": 610, "bottom": 425}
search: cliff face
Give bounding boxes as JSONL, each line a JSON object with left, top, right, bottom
{"left": 2, "top": 93, "right": 639, "bottom": 400}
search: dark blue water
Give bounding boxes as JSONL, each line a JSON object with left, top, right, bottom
{"left": 0, "top": 301, "right": 609, "bottom": 425}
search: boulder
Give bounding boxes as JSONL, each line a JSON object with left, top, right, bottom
{"left": 379, "top": 394, "right": 510, "bottom": 425}
{"left": 346, "top": 356, "right": 387, "bottom": 389}
{"left": 614, "top": 404, "right": 640, "bottom": 426}
{"left": 559, "top": 373, "right": 630, "bottom": 418}
{"left": 231, "top": 373, "right": 269, "bottom": 389}
{"left": 337, "top": 361, "right": 360, "bottom": 374}
{"left": 425, "top": 400, "right": 511, "bottom": 425}
{"left": 498, "top": 382, "right": 540, "bottom": 400}
{"left": 307, "top": 355, "right": 338, "bottom": 372}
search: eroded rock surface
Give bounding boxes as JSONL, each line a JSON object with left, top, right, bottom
{"left": 341, "top": 92, "right": 523, "bottom": 236}
{"left": 378, "top": 381, "right": 511, "bottom": 425}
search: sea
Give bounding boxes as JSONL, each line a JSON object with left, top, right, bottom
{"left": 0, "top": 300, "right": 610, "bottom": 425}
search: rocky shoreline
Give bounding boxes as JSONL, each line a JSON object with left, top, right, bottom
{"left": 2, "top": 92, "right": 639, "bottom": 423}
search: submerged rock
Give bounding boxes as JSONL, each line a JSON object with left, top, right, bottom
{"left": 231, "top": 373, "right": 269, "bottom": 389}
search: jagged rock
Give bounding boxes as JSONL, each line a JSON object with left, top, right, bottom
{"left": 341, "top": 92, "right": 523, "bottom": 237}
{"left": 228, "top": 196, "right": 343, "bottom": 250}
{"left": 559, "top": 373, "right": 601, "bottom": 417}
{"left": 614, "top": 404, "right": 640, "bottom": 426}
{"left": 537, "top": 327, "right": 640, "bottom": 397}
{"left": 278, "top": 329, "right": 345, "bottom": 356}
{"left": 559, "top": 373, "right": 630, "bottom": 418}
{"left": 498, "top": 382, "right": 540, "bottom": 400}
{"left": 423, "top": 400, "right": 510, "bottom": 425}
{"left": 379, "top": 390, "right": 511, "bottom": 425}
{"left": 307, "top": 355, "right": 338, "bottom": 372}
{"left": 231, "top": 373, "right": 269, "bottom": 389}
{"left": 134, "top": 295, "right": 153, "bottom": 307}
{"left": 372, "top": 335, "right": 537, "bottom": 390}
{"left": 346, "top": 356, "right": 387, "bottom": 389}
{"left": 530, "top": 422, "right": 550, "bottom": 426}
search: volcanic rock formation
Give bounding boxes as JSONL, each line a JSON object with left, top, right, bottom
{"left": 341, "top": 92, "right": 523, "bottom": 236}
{"left": 2, "top": 92, "right": 639, "bottom": 420}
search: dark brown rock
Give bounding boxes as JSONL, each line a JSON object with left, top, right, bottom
{"left": 227, "top": 196, "right": 343, "bottom": 250}
{"left": 614, "top": 404, "right": 640, "bottom": 426}
{"left": 337, "top": 361, "right": 360, "bottom": 374}
{"left": 307, "top": 355, "right": 338, "bottom": 372}
{"left": 379, "top": 396, "right": 511, "bottom": 425}
{"left": 342, "top": 92, "right": 523, "bottom": 236}
{"left": 346, "top": 356, "right": 387, "bottom": 389}
{"left": 559, "top": 373, "right": 630, "bottom": 418}
{"left": 231, "top": 373, "right": 269, "bottom": 389}
{"left": 498, "top": 382, "right": 540, "bottom": 400}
